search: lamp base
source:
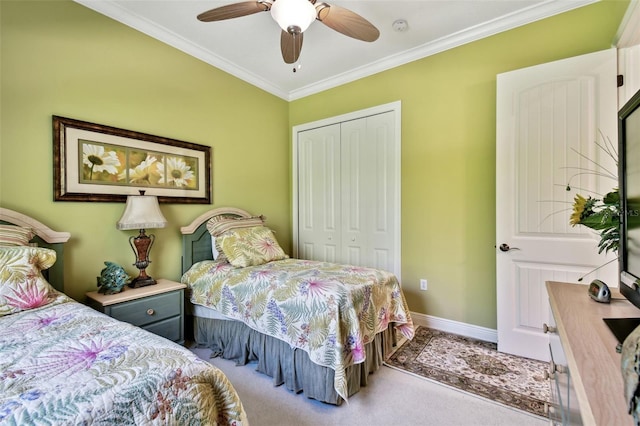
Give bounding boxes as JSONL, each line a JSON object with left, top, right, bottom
{"left": 128, "top": 276, "right": 157, "bottom": 288}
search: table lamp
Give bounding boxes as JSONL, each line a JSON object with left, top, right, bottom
{"left": 116, "top": 190, "right": 167, "bottom": 288}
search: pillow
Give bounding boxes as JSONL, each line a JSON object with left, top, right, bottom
{"left": 0, "top": 246, "right": 57, "bottom": 316}
{"left": 217, "top": 226, "right": 287, "bottom": 267}
{"left": 0, "top": 225, "right": 34, "bottom": 246}
{"left": 210, "top": 235, "right": 221, "bottom": 260}
{"left": 206, "top": 215, "right": 266, "bottom": 237}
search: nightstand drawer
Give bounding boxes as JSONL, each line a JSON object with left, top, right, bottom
{"left": 86, "top": 279, "right": 186, "bottom": 344}
{"left": 110, "top": 290, "right": 181, "bottom": 326}
{"left": 143, "top": 316, "right": 181, "bottom": 342}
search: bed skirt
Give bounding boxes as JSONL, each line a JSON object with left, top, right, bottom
{"left": 194, "top": 316, "right": 397, "bottom": 405}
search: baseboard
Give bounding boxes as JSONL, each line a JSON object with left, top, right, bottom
{"left": 409, "top": 311, "right": 498, "bottom": 343}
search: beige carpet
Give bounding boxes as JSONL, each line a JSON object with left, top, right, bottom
{"left": 191, "top": 346, "right": 547, "bottom": 426}
{"left": 385, "top": 326, "right": 551, "bottom": 418}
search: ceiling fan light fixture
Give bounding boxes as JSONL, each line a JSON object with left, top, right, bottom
{"left": 271, "top": 0, "right": 317, "bottom": 33}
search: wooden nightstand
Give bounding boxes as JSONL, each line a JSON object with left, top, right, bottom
{"left": 86, "top": 279, "right": 187, "bottom": 344}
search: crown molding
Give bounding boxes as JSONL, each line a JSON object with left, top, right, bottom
{"left": 75, "top": 0, "right": 598, "bottom": 102}
{"left": 74, "top": 0, "right": 290, "bottom": 99}
{"left": 288, "top": 0, "right": 598, "bottom": 100}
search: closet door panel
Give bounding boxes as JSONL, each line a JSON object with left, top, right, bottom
{"left": 366, "top": 112, "right": 397, "bottom": 273}
{"left": 297, "top": 124, "right": 341, "bottom": 262}
{"left": 293, "top": 102, "right": 400, "bottom": 278}
{"left": 341, "top": 118, "right": 368, "bottom": 266}
{"left": 341, "top": 113, "right": 396, "bottom": 271}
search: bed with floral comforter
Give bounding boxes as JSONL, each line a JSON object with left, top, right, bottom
{"left": 182, "top": 257, "right": 415, "bottom": 402}
{"left": 0, "top": 291, "right": 247, "bottom": 425}
{"left": 0, "top": 207, "right": 247, "bottom": 424}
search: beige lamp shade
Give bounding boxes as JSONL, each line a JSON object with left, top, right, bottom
{"left": 116, "top": 193, "right": 167, "bottom": 230}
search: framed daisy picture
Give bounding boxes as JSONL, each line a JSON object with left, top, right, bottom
{"left": 53, "top": 115, "right": 211, "bottom": 203}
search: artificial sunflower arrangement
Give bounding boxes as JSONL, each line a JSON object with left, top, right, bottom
{"left": 569, "top": 189, "right": 620, "bottom": 254}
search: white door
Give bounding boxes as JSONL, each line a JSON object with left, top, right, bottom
{"left": 293, "top": 102, "right": 401, "bottom": 278}
{"left": 341, "top": 112, "right": 398, "bottom": 272}
{"left": 496, "top": 48, "right": 618, "bottom": 361}
{"left": 297, "top": 123, "right": 341, "bottom": 262}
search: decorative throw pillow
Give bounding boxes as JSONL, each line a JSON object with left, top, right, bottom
{"left": 210, "top": 235, "right": 221, "bottom": 260}
{"left": 210, "top": 235, "right": 229, "bottom": 262}
{"left": 217, "top": 226, "right": 287, "bottom": 267}
{"left": 0, "top": 225, "right": 34, "bottom": 246}
{"left": 206, "top": 215, "right": 266, "bottom": 237}
{"left": 0, "top": 246, "right": 57, "bottom": 316}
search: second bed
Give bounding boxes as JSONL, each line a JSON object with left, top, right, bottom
{"left": 180, "top": 207, "right": 414, "bottom": 405}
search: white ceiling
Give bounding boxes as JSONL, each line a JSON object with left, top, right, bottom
{"left": 75, "top": 0, "right": 597, "bottom": 100}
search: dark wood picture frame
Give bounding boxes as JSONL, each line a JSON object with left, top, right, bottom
{"left": 53, "top": 115, "right": 211, "bottom": 204}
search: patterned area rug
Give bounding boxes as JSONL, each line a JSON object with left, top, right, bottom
{"left": 385, "top": 326, "right": 550, "bottom": 418}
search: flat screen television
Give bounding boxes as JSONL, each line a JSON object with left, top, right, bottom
{"left": 619, "top": 88, "right": 640, "bottom": 312}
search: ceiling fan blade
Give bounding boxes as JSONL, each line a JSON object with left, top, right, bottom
{"left": 317, "top": 4, "right": 379, "bottom": 42}
{"left": 197, "top": 1, "right": 269, "bottom": 22}
{"left": 281, "top": 30, "right": 303, "bottom": 64}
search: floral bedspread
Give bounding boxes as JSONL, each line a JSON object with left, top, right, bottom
{"left": 182, "top": 258, "right": 415, "bottom": 400}
{"left": 0, "top": 292, "right": 247, "bottom": 425}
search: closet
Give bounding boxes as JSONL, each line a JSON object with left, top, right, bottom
{"left": 292, "top": 102, "right": 401, "bottom": 278}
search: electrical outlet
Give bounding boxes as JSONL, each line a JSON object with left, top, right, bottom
{"left": 420, "top": 279, "right": 428, "bottom": 291}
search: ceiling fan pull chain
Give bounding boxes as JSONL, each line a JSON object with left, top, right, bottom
{"left": 292, "top": 31, "right": 296, "bottom": 72}
{"left": 292, "top": 32, "right": 301, "bottom": 73}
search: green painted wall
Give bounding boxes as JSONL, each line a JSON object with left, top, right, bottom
{"left": 289, "top": 0, "right": 629, "bottom": 328}
{"left": 0, "top": 0, "right": 290, "bottom": 301}
{"left": 0, "top": 0, "right": 630, "bottom": 329}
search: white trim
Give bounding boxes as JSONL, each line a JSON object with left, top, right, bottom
{"left": 292, "top": 101, "right": 401, "bottom": 132}
{"left": 73, "top": 0, "right": 597, "bottom": 101}
{"left": 290, "top": 0, "right": 599, "bottom": 100}
{"left": 615, "top": 0, "right": 640, "bottom": 48}
{"left": 73, "top": 0, "right": 290, "bottom": 100}
{"left": 410, "top": 311, "right": 498, "bottom": 344}
{"left": 292, "top": 101, "right": 401, "bottom": 280}
{"left": 618, "top": 45, "right": 640, "bottom": 107}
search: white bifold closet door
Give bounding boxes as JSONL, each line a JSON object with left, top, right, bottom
{"left": 297, "top": 122, "right": 341, "bottom": 262}
{"left": 295, "top": 107, "right": 399, "bottom": 277}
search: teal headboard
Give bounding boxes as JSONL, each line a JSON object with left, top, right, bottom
{"left": 0, "top": 208, "right": 71, "bottom": 292}
{"left": 180, "top": 207, "right": 253, "bottom": 275}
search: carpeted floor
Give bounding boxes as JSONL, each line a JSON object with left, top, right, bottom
{"left": 385, "top": 326, "right": 551, "bottom": 418}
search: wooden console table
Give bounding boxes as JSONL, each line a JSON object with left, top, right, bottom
{"left": 547, "top": 281, "right": 640, "bottom": 425}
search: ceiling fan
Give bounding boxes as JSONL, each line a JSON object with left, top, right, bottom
{"left": 197, "top": 0, "right": 380, "bottom": 65}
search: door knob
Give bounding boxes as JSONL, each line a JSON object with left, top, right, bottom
{"left": 499, "top": 243, "right": 520, "bottom": 252}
